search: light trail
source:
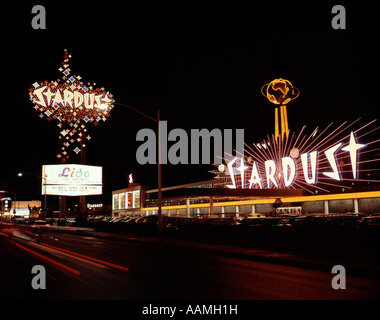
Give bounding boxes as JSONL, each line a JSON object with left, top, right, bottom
{"left": 40, "top": 242, "right": 129, "bottom": 272}
{"left": 16, "top": 243, "right": 81, "bottom": 276}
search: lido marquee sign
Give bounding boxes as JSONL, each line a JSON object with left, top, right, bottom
{"left": 42, "top": 164, "right": 103, "bottom": 196}
{"left": 224, "top": 120, "right": 380, "bottom": 193}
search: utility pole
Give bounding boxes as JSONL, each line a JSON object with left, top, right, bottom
{"left": 157, "top": 109, "right": 162, "bottom": 242}
{"left": 79, "top": 132, "right": 87, "bottom": 224}
{"left": 115, "top": 102, "right": 163, "bottom": 242}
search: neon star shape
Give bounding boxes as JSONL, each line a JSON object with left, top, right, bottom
{"left": 237, "top": 157, "right": 249, "bottom": 188}
{"left": 342, "top": 132, "right": 366, "bottom": 179}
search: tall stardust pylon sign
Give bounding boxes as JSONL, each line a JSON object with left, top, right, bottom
{"left": 28, "top": 49, "right": 115, "bottom": 161}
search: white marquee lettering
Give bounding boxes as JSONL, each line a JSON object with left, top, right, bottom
{"left": 342, "top": 132, "right": 366, "bottom": 179}
{"left": 265, "top": 160, "right": 278, "bottom": 188}
{"left": 237, "top": 157, "right": 249, "bottom": 189}
{"left": 226, "top": 157, "right": 237, "bottom": 189}
{"left": 281, "top": 157, "right": 296, "bottom": 187}
{"left": 323, "top": 143, "right": 342, "bottom": 181}
{"left": 32, "top": 86, "right": 112, "bottom": 111}
{"left": 301, "top": 151, "right": 318, "bottom": 184}
{"left": 52, "top": 89, "right": 64, "bottom": 106}
{"left": 84, "top": 93, "right": 95, "bottom": 109}
{"left": 225, "top": 133, "right": 369, "bottom": 189}
{"left": 94, "top": 94, "right": 103, "bottom": 107}
{"left": 63, "top": 89, "right": 74, "bottom": 108}
{"left": 74, "top": 91, "right": 83, "bottom": 108}
{"left": 34, "top": 86, "right": 47, "bottom": 107}
{"left": 43, "top": 87, "right": 54, "bottom": 106}
{"left": 249, "top": 162, "right": 262, "bottom": 189}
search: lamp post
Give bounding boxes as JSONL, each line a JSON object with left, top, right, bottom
{"left": 114, "top": 103, "right": 163, "bottom": 242}
{"left": 18, "top": 172, "right": 47, "bottom": 220}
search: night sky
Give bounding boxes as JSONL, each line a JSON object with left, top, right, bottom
{"left": 1, "top": 2, "right": 377, "bottom": 206}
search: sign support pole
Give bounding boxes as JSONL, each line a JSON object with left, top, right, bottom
{"left": 79, "top": 133, "right": 87, "bottom": 224}
{"left": 158, "top": 109, "right": 163, "bottom": 242}
{"left": 59, "top": 122, "right": 66, "bottom": 221}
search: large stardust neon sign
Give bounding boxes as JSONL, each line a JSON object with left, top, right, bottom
{"left": 32, "top": 85, "right": 113, "bottom": 113}
{"left": 223, "top": 119, "right": 380, "bottom": 193}
{"left": 29, "top": 49, "right": 114, "bottom": 124}
{"left": 28, "top": 49, "right": 114, "bottom": 161}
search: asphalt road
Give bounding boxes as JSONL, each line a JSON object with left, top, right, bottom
{"left": 1, "top": 229, "right": 380, "bottom": 300}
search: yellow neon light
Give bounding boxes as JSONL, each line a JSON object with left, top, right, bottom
{"left": 281, "top": 191, "right": 380, "bottom": 203}
{"left": 280, "top": 105, "right": 286, "bottom": 139}
{"left": 283, "top": 104, "right": 288, "bottom": 136}
{"left": 262, "top": 78, "right": 299, "bottom": 141}
{"left": 143, "top": 205, "right": 186, "bottom": 211}
{"left": 274, "top": 107, "right": 279, "bottom": 139}
{"left": 141, "top": 191, "right": 380, "bottom": 212}
{"left": 213, "top": 198, "right": 277, "bottom": 206}
{"left": 261, "top": 78, "right": 299, "bottom": 106}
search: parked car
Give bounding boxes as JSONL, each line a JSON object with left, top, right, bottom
{"left": 275, "top": 216, "right": 305, "bottom": 227}
{"left": 358, "top": 215, "right": 380, "bottom": 228}
{"left": 240, "top": 217, "right": 281, "bottom": 228}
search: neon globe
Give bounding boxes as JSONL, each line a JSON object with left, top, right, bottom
{"left": 261, "top": 78, "right": 299, "bottom": 106}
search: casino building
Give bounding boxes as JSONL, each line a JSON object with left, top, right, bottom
{"left": 112, "top": 179, "right": 380, "bottom": 218}
{"left": 112, "top": 79, "right": 380, "bottom": 218}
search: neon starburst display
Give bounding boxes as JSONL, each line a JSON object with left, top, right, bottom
{"left": 28, "top": 49, "right": 114, "bottom": 161}
{"left": 219, "top": 118, "right": 380, "bottom": 194}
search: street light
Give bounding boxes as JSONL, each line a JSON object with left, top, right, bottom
{"left": 114, "top": 102, "right": 163, "bottom": 242}
{"left": 18, "top": 172, "right": 47, "bottom": 220}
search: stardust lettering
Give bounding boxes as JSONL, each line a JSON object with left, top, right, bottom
{"left": 33, "top": 86, "right": 112, "bottom": 110}
{"left": 227, "top": 132, "right": 366, "bottom": 189}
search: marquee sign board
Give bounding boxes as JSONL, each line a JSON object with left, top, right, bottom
{"left": 43, "top": 185, "right": 102, "bottom": 196}
{"left": 42, "top": 164, "right": 102, "bottom": 196}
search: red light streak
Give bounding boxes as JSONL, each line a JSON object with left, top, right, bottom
{"left": 40, "top": 243, "right": 129, "bottom": 272}
{"left": 15, "top": 243, "right": 81, "bottom": 276}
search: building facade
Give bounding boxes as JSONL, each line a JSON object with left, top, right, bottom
{"left": 112, "top": 180, "right": 380, "bottom": 218}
